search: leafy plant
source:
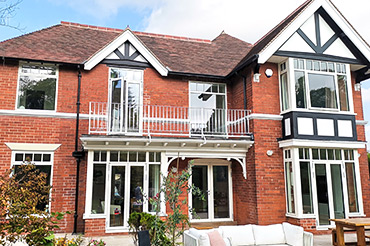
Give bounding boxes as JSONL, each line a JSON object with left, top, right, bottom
{"left": 87, "top": 239, "right": 106, "bottom": 246}
{"left": 128, "top": 212, "right": 170, "bottom": 245}
{"left": 0, "top": 163, "right": 69, "bottom": 246}
{"left": 54, "top": 234, "right": 84, "bottom": 246}
{"left": 149, "top": 159, "right": 205, "bottom": 246}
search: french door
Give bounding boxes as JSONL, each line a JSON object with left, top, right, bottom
{"left": 107, "top": 164, "right": 144, "bottom": 230}
{"left": 313, "top": 162, "right": 346, "bottom": 227}
{"left": 190, "top": 161, "right": 232, "bottom": 221}
{"left": 109, "top": 71, "right": 142, "bottom": 134}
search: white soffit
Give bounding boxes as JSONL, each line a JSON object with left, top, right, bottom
{"left": 6, "top": 143, "right": 61, "bottom": 151}
{"left": 258, "top": 0, "right": 370, "bottom": 64}
{"left": 84, "top": 29, "right": 168, "bottom": 76}
{"left": 279, "top": 139, "right": 366, "bottom": 149}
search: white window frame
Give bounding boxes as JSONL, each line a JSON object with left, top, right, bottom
{"left": 11, "top": 151, "right": 54, "bottom": 213}
{"left": 16, "top": 61, "right": 59, "bottom": 112}
{"left": 279, "top": 58, "right": 354, "bottom": 114}
{"left": 188, "top": 159, "right": 233, "bottom": 223}
{"left": 279, "top": 60, "right": 292, "bottom": 113}
{"left": 284, "top": 147, "right": 364, "bottom": 228}
{"left": 84, "top": 150, "right": 161, "bottom": 232}
{"left": 108, "top": 68, "right": 144, "bottom": 135}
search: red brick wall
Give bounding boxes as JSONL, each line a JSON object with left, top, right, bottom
{"left": 351, "top": 72, "right": 370, "bottom": 217}
{"left": 0, "top": 60, "right": 18, "bottom": 110}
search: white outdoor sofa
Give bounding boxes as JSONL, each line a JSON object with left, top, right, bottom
{"left": 184, "top": 222, "right": 313, "bottom": 246}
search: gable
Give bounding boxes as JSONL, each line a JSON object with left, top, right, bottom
{"left": 257, "top": 0, "right": 370, "bottom": 66}
{"left": 103, "top": 41, "right": 149, "bottom": 67}
{"left": 84, "top": 29, "right": 168, "bottom": 76}
{"left": 277, "top": 9, "right": 357, "bottom": 62}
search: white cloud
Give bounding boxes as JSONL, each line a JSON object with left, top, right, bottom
{"left": 54, "top": 0, "right": 370, "bottom": 44}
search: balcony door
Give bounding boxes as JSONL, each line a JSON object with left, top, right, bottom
{"left": 189, "top": 82, "right": 226, "bottom": 136}
{"left": 109, "top": 68, "right": 143, "bottom": 134}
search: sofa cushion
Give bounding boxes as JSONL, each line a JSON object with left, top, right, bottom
{"left": 208, "top": 230, "right": 226, "bottom": 246}
{"left": 253, "top": 224, "right": 286, "bottom": 245}
{"left": 219, "top": 225, "right": 255, "bottom": 246}
{"left": 189, "top": 228, "right": 225, "bottom": 246}
{"left": 282, "top": 222, "right": 304, "bottom": 246}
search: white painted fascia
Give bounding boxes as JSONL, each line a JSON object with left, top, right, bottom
{"left": 248, "top": 113, "right": 283, "bottom": 121}
{"left": 278, "top": 139, "right": 366, "bottom": 149}
{"left": 6, "top": 143, "right": 61, "bottom": 151}
{"left": 84, "top": 29, "right": 168, "bottom": 76}
{"left": 258, "top": 0, "right": 370, "bottom": 64}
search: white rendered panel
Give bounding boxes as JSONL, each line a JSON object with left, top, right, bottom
{"left": 106, "top": 52, "right": 119, "bottom": 59}
{"left": 285, "top": 118, "right": 291, "bottom": 136}
{"left": 319, "top": 15, "right": 335, "bottom": 45}
{"left": 338, "top": 120, "right": 353, "bottom": 137}
{"left": 300, "top": 14, "right": 317, "bottom": 45}
{"left": 279, "top": 32, "right": 316, "bottom": 53}
{"left": 117, "top": 44, "right": 126, "bottom": 56}
{"left": 324, "top": 39, "right": 356, "bottom": 59}
{"left": 317, "top": 119, "right": 334, "bottom": 136}
{"left": 297, "top": 117, "right": 314, "bottom": 135}
{"left": 134, "top": 55, "right": 147, "bottom": 63}
{"left": 129, "top": 44, "right": 136, "bottom": 56}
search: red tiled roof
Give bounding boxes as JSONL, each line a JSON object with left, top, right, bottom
{"left": 0, "top": 22, "right": 252, "bottom": 77}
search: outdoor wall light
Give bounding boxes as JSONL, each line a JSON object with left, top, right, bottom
{"left": 354, "top": 83, "right": 361, "bottom": 91}
{"left": 266, "top": 150, "right": 274, "bottom": 156}
{"left": 265, "top": 69, "right": 273, "bottom": 78}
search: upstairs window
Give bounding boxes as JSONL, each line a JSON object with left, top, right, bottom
{"left": 17, "top": 63, "right": 58, "bottom": 110}
{"left": 293, "top": 59, "right": 350, "bottom": 111}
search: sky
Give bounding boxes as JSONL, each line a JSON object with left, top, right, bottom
{"left": 1, "top": 0, "right": 370, "bottom": 149}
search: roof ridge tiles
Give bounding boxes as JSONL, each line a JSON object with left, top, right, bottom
{"left": 61, "top": 21, "right": 124, "bottom": 33}
{"left": 60, "top": 21, "right": 212, "bottom": 43}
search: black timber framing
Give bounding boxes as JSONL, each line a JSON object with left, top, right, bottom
{"left": 275, "top": 7, "right": 369, "bottom": 66}
{"left": 281, "top": 111, "right": 358, "bottom": 142}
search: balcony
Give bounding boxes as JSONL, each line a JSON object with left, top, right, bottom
{"left": 88, "top": 102, "right": 251, "bottom": 138}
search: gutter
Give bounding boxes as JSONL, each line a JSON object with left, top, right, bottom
{"left": 72, "top": 66, "right": 85, "bottom": 234}
{"left": 168, "top": 71, "right": 225, "bottom": 80}
{"left": 227, "top": 54, "right": 259, "bottom": 78}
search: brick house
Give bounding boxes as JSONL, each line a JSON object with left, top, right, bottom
{"left": 0, "top": 0, "right": 369, "bottom": 236}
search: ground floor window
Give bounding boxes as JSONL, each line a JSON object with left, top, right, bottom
{"left": 190, "top": 160, "right": 232, "bottom": 221}
{"left": 87, "top": 151, "right": 161, "bottom": 229}
{"left": 12, "top": 151, "right": 53, "bottom": 211}
{"left": 284, "top": 148, "right": 363, "bottom": 227}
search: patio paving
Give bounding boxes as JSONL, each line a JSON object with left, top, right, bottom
{"left": 10, "top": 232, "right": 362, "bottom": 245}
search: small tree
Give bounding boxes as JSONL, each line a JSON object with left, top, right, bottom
{"left": 149, "top": 159, "right": 204, "bottom": 246}
{"left": 0, "top": 163, "right": 66, "bottom": 245}
{"left": 0, "top": 0, "right": 22, "bottom": 30}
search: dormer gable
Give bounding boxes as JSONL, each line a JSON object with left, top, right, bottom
{"left": 256, "top": 0, "right": 370, "bottom": 67}
{"left": 84, "top": 29, "right": 168, "bottom": 76}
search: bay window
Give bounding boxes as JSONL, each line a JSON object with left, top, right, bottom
{"left": 284, "top": 148, "right": 363, "bottom": 227}
{"left": 279, "top": 58, "right": 352, "bottom": 112}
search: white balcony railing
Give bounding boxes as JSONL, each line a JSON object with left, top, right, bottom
{"left": 88, "top": 102, "right": 251, "bottom": 138}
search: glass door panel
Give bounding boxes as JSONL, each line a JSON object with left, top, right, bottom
{"left": 110, "top": 166, "right": 125, "bottom": 227}
{"left": 192, "top": 166, "right": 209, "bottom": 219}
{"left": 127, "top": 83, "right": 140, "bottom": 132}
{"left": 345, "top": 163, "right": 359, "bottom": 213}
{"left": 331, "top": 164, "right": 345, "bottom": 219}
{"left": 213, "top": 166, "right": 229, "bottom": 219}
{"left": 130, "top": 166, "right": 144, "bottom": 214}
{"left": 110, "top": 79, "right": 123, "bottom": 132}
{"left": 315, "top": 164, "right": 330, "bottom": 226}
